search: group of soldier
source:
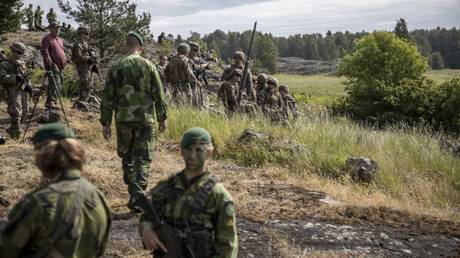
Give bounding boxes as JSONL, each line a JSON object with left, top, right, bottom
{"left": 159, "top": 42, "right": 299, "bottom": 122}
{"left": 23, "top": 4, "right": 57, "bottom": 31}
{"left": 1, "top": 32, "right": 238, "bottom": 258}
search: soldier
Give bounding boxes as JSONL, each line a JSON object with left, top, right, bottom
{"left": 41, "top": 21, "right": 67, "bottom": 120}
{"left": 34, "top": 5, "right": 44, "bottom": 31}
{"left": 188, "top": 42, "right": 210, "bottom": 107}
{"left": 46, "top": 8, "right": 57, "bottom": 26}
{"left": 24, "top": 4, "right": 34, "bottom": 31}
{"left": 140, "top": 127, "right": 238, "bottom": 258}
{"left": 158, "top": 32, "right": 166, "bottom": 44}
{"left": 257, "top": 76, "right": 286, "bottom": 122}
{"left": 218, "top": 69, "right": 242, "bottom": 114}
{"left": 72, "top": 26, "right": 93, "bottom": 106}
{"left": 222, "top": 51, "right": 256, "bottom": 101}
{"left": 256, "top": 73, "right": 268, "bottom": 93}
{"left": 279, "top": 84, "right": 300, "bottom": 119}
{"left": 0, "top": 122, "right": 111, "bottom": 257}
{"left": 165, "top": 43, "right": 199, "bottom": 105}
{"left": 156, "top": 54, "right": 169, "bottom": 96}
{"left": 0, "top": 42, "right": 33, "bottom": 138}
{"left": 100, "top": 32, "right": 167, "bottom": 211}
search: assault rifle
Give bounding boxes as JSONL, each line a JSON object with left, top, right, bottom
{"left": 135, "top": 193, "right": 185, "bottom": 258}
{"left": 88, "top": 47, "right": 100, "bottom": 77}
{"left": 238, "top": 21, "right": 257, "bottom": 105}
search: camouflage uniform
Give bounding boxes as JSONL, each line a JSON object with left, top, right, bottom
{"left": 222, "top": 52, "right": 256, "bottom": 101}
{"left": 72, "top": 26, "right": 93, "bottom": 102}
{"left": 188, "top": 42, "right": 208, "bottom": 107}
{"left": 46, "top": 8, "right": 57, "bottom": 26}
{"left": 100, "top": 52, "right": 167, "bottom": 208}
{"left": 279, "top": 85, "right": 299, "bottom": 119}
{"left": 218, "top": 70, "right": 241, "bottom": 114}
{"left": 0, "top": 43, "right": 29, "bottom": 138}
{"left": 140, "top": 171, "right": 238, "bottom": 258}
{"left": 257, "top": 77, "right": 286, "bottom": 122}
{"left": 0, "top": 169, "right": 111, "bottom": 257}
{"left": 25, "top": 5, "right": 34, "bottom": 31}
{"left": 165, "top": 43, "right": 198, "bottom": 105}
{"left": 34, "top": 6, "right": 44, "bottom": 30}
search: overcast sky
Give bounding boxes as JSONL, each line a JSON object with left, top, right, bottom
{"left": 24, "top": 0, "right": 460, "bottom": 37}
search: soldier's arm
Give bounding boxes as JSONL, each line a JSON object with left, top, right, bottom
{"left": 185, "top": 61, "right": 199, "bottom": 83}
{"left": 73, "top": 44, "right": 91, "bottom": 64}
{"left": 150, "top": 64, "right": 167, "bottom": 123}
{"left": 99, "top": 69, "right": 116, "bottom": 126}
{"left": 96, "top": 191, "right": 112, "bottom": 257}
{"left": 0, "top": 196, "right": 42, "bottom": 257}
{"left": 213, "top": 186, "right": 238, "bottom": 258}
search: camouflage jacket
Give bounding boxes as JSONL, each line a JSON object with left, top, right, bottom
{"left": 218, "top": 81, "right": 239, "bottom": 110}
{"left": 0, "top": 59, "right": 20, "bottom": 86}
{"left": 140, "top": 171, "right": 238, "bottom": 258}
{"left": 156, "top": 63, "right": 167, "bottom": 84}
{"left": 100, "top": 53, "right": 167, "bottom": 126}
{"left": 0, "top": 169, "right": 111, "bottom": 258}
{"left": 25, "top": 8, "right": 34, "bottom": 21}
{"left": 72, "top": 40, "right": 92, "bottom": 67}
{"left": 222, "top": 64, "right": 255, "bottom": 100}
{"left": 47, "top": 11, "right": 57, "bottom": 23}
{"left": 165, "top": 54, "right": 197, "bottom": 84}
{"left": 281, "top": 94, "right": 299, "bottom": 117}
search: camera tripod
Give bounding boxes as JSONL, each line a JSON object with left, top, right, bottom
{"left": 22, "top": 70, "right": 70, "bottom": 142}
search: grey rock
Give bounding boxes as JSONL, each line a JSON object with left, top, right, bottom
{"left": 439, "top": 139, "right": 460, "bottom": 157}
{"left": 345, "top": 157, "right": 379, "bottom": 183}
{"left": 238, "top": 128, "right": 267, "bottom": 143}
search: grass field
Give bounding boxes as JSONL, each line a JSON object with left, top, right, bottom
{"left": 275, "top": 69, "right": 460, "bottom": 105}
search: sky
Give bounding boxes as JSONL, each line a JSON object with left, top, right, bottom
{"left": 24, "top": 0, "right": 460, "bottom": 37}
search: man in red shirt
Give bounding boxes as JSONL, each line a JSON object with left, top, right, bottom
{"left": 41, "top": 21, "right": 67, "bottom": 114}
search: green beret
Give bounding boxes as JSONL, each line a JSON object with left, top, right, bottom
{"left": 32, "top": 122, "right": 76, "bottom": 145}
{"left": 181, "top": 127, "right": 211, "bottom": 149}
{"left": 127, "top": 31, "right": 143, "bottom": 46}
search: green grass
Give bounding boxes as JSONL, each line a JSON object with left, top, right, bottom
{"left": 160, "top": 106, "right": 460, "bottom": 215}
{"left": 274, "top": 69, "right": 460, "bottom": 105}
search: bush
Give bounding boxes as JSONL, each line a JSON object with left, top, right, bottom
{"left": 432, "top": 78, "right": 460, "bottom": 133}
{"left": 335, "top": 31, "right": 433, "bottom": 125}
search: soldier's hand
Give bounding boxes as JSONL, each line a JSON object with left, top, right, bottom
{"left": 158, "top": 120, "right": 167, "bottom": 134}
{"left": 16, "top": 74, "right": 25, "bottom": 84}
{"left": 142, "top": 227, "right": 168, "bottom": 254}
{"left": 102, "top": 125, "right": 111, "bottom": 140}
{"left": 24, "top": 84, "right": 33, "bottom": 96}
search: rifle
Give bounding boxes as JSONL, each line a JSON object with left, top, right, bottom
{"left": 136, "top": 193, "right": 185, "bottom": 258}
{"left": 88, "top": 47, "right": 100, "bottom": 77}
{"left": 16, "top": 61, "right": 33, "bottom": 95}
{"left": 238, "top": 21, "right": 257, "bottom": 105}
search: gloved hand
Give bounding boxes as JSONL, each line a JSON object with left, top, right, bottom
{"left": 16, "top": 74, "right": 25, "bottom": 84}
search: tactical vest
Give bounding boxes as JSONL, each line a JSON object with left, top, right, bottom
{"left": 166, "top": 55, "right": 190, "bottom": 83}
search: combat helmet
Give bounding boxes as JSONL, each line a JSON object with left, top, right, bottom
{"left": 233, "top": 51, "right": 245, "bottom": 61}
{"left": 279, "top": 84, "right": 289, "bottom": 93}
{"left": 257, "top": 73, "right": 268, "bottom": 85}
{"left": 77, "top": 26, "right": 90, "bottom": 34}
{"left": 189, "top": 42, "right": 200, "bottom": 52}
{"left": 10, "top": 42, "right": 27, "bottom": 54}
{"left": 267, "top": 76, "right": 278, "bottom": 88}
{"left": 177, "top": 43, "right": 190, "bottom": 55}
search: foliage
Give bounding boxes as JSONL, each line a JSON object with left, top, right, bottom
{"left": 430, "top": 52, "right": 445, "bottom": 70}
{"left": 0, "top": 0, "right": 22, "bottom": 35}
{"left": 394, "top": 18, "right": 410, "bottom": 40}
{"left": 57, "top": 0, "right": 152, "bottom": 58}
{"left": 335, "top": 31, "right": 433, "bottom": 125}
{"left": 431, "top": 79, "right": 460, "bottom": 133}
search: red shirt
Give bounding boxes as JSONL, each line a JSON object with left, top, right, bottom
{"left": 41, "top": 34, "right": 67, "bottom": 70}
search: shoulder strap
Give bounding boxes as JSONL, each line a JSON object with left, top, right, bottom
{"left": 31, "top": 179, "right": 86, "bottom": 258}
{"left": 190, "top": 175, "right": 219, "bottom": 214}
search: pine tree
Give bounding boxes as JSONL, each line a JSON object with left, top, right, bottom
{"left": 58, "top": 0, "right": 152, "bottom": 57}
{"left": 303, "top": 37, "right": 320, "bottom": 60}
{"left": 0, "top": 0, "right": 23, "bottom": 35}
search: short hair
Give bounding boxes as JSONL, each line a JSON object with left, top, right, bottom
{"left": 127, "top": 36, "right": 141, "bottom": 48}
{"left": 34, "top": 138, "right": 85, "bottom": 174}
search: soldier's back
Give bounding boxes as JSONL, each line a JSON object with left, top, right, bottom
{"left": 1, "top": 170, "right": 111, "bottom": 257}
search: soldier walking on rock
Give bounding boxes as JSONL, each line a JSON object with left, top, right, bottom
{"left": 165, "top": 43, "right": 200, "bottom": 105}
{"left": 140, "top": 127, "right": 238, "bottom": 258}
{"left": 72, "top": 26, "right": 93, "bottom": 107}
{"left": 0, "top": 123, "right": 111, "bottom": 257}
{"left": 46, "top": 8, "right": 57, "bottom": 26}
{"left": 34, "top": 6, "right": 44, "bottom": 31}
{"left": 0, "top": 42, "right": 33, "bottom": 138}
{"left": 100, "top": 32, "right": 167, "bottom": 212}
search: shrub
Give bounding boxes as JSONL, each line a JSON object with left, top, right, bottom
{"left": 432, "top": 78, "right": 460, "bottom": 133}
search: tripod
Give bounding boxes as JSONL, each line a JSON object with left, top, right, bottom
{"left": 22, "top": 70, "right": 70, "bottom": 142}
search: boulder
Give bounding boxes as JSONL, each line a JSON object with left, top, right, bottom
{"left": 439, "top": 139, "right": 460, "bottom": 157}
{"left": 238, "top": 128, "right": 267, "bottom": 143}
{"left": 345, "top": 157, "right": 378, "bottom": 183}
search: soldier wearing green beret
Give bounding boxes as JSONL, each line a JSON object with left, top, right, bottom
{"left": 0, "top": 123, "right": 111, "bottom": 257}
{"left": 140, "top": 127, "right": 238, "bottom": 258}
{"left": 100, "top": 31, "right": 167, "bottom": 211}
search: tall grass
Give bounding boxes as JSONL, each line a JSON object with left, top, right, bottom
{"left": 162, "top": 106, "right": 460, "bottom": 213}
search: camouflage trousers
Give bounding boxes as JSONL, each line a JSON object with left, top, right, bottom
{"left": 1, "top": 85, "right": 23, "bottom": 138}
{"left": 116, "top": 123, "right": 155, "bottom": 204}
{"left": 77, "top": 66, "right": 91, "bottom": 102}
{"left": 45, "top": 66, "right": 62, "bottom": 108}
{"left": 171, "top": 82, "right": 193, "bottom": 105}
